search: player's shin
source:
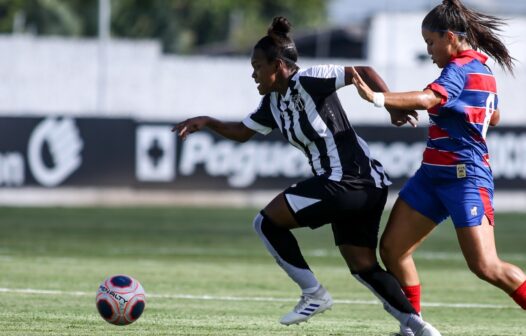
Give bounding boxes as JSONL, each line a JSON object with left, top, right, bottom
{"left": 253, "top": 212, "right": 319, "bottom": 292}
{"left": 352, "top": 264, "right": 429, "bottom": 333}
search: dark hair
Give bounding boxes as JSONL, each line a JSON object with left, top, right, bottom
{"left": 254, "top": 16, "right": 299, "bottom": 71}
{"left": 422, "top": 0, "right": 514, "bottom": 73}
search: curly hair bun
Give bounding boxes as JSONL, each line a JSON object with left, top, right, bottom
{"left": 268, "top": 16, "right": 292, "bottom": 37}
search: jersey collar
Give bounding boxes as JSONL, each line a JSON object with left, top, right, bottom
{"left": 279, "top": 71, "right": 299, "bottom": 100}
{"left": 450, "top": 49, "right": 488, "bottom": 64}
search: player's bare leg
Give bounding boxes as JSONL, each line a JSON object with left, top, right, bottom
{"left": 380, "top": 198, "right": 437, "bottom": 288}
{"left": 380, "top": 198, "right": 437, "bottom": 335}
{"left": 456, "top": 215, "right": 526, "bottom": 308}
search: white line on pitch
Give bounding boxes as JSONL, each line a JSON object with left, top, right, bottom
{"left": 0, "top": 287, "right": 516, "bottom": 310}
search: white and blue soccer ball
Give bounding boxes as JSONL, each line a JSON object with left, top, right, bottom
{"left": 96, "top": 274, "right": 146, "bottom": 325}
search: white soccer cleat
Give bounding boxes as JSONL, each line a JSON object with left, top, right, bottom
{"left": 279, "top": 287, "right": 333, "bottom": 325}
{"left": 400, "top": 324, "right": 415, "bottom": 336}
{"left": 415, "top": 322, "right": 442, "bottom": 336}
{"left": 390, "top": 325, "right": 414, "bottom": 336}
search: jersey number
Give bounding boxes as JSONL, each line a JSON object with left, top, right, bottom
{"left": 481, "top": 93, "right": 495, "bottom": 139}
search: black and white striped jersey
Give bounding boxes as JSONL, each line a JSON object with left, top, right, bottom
{"left": 242, "top": 65, "right": 391, "bottom": 189}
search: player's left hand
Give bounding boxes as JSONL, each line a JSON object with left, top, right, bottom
{"left": 351, "top": 66, "right": 418, "bottom": 127}
{"left": 388, "top": 109, "right": 418, "bottom": 127}
{"left": 350, "top": 67, "right": 374, "bottom": 102}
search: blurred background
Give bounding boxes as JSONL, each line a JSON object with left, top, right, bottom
{"left": 0, "top": 0, "right": 525, "bottom": 209}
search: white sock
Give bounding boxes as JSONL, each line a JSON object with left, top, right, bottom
{"left": 303, "top": 284, "right": 322, "bottom": 295}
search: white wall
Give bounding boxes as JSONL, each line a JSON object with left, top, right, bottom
{"left": 329, "top": 0, "right": 526, "bottom": 25}
{"left": 368, "top": 13, "right": 526, "bottom": 67}
{"left": 367, "top": 13, "right": 526, "bottom": 125}
{"left": 2, "top": 13, "right": 526, "bottom": 126}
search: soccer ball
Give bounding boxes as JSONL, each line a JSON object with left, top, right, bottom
{"left": 96, "top": 274, "right": 146, "bottom": 325}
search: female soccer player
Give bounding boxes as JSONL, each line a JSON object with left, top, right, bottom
{"left": 351, "top": 0, "right": 526, "bottom": 334}
{"left": 174, "top": 16, "right": 440, "bottom": 336}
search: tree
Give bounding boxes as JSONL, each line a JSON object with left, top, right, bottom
{"left": 0, "top": 0, "right": 327, "bottom": 54}
{"left": 0, "top": 0, "right": 85, "bottom": 36}
{"left": 111, "top": 0, "right": 327, "bottom": 54}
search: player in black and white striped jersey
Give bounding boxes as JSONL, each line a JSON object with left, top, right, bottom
{"left": 174, "top": 16, "right": 440, "bottom": 336}
{"left": 244, "top": 63, "right": 391, "bottom": 190}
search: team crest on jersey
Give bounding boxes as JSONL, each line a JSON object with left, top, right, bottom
{"left": 291, "top": 93, "right": 305, "bottom": 112}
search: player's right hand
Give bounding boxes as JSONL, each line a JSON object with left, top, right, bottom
{"left": 172, "top": 116, "right": 208, "bottom": 140}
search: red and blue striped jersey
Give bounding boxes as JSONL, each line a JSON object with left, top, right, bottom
{"left": 422, "top": 50, "right": 497, "bottom": 186}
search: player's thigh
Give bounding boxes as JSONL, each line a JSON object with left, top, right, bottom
{"left": 270, "top": 176, "right": 382, "bottom": 233}
{"left": 263, "top": 192, "right": 300, "bottom": 229}
{"left": 331, "top": 186, "right": 387, "bottom": 249}
{"left": 380, "top": 197, "right": 437, "bottom": 258}
{"left": 272, "top": 176, "right": 351, "bottom": 230}
{"left": 455, "top": 215, "right": 499, "bottom": 271}
{"left": 381, "top": 170, "right": 444, "bottom": 257}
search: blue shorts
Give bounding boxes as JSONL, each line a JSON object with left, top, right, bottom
{"left": 399, "top": 168, "right": 495, "bottom": 228}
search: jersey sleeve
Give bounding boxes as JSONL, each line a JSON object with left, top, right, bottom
{"left": 242, "top": 94, "right": 277, "bottom": 135}
{"left": 298, "top": 65, "right": 346, "bottom": 97}
{"left": 426, "top": 63, "right": 465, "bottom": 107}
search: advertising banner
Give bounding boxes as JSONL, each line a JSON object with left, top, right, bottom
{"left": 1, "top": 116, "right": 525, "bottom": 190}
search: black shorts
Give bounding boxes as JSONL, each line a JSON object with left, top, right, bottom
{"left": 283, "top": 176, "right": 388, "bottom": 248}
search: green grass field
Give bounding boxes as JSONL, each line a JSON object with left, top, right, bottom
{"left": 0, "top": 206, "right": 524, "bottom": 335}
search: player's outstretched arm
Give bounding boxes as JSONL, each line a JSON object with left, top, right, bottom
{"left": 350, "top": 67, "right": 441, "bottom": 111}
{"left": 344, "top": 66, "right": 388, "bottom": 92}
{"left": 173, "top": 116, "right": 255, "bottom": 142}
{"left": 345, "top": 66, "right": 418, "bottom": 127}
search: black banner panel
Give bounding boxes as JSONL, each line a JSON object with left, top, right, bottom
{"left": 0, "top": 116, "right": 525, "bottom": 190}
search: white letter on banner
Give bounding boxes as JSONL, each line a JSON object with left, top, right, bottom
{"left": 179, "top": 133, "right": 213, "bottom": 175}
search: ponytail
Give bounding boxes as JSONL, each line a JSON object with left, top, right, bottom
{"left": 423, "top": 0, "right": 514, "bottom": 73}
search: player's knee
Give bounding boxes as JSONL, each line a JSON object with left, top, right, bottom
{"left": 252, "top": 212, "right": 265, "bottom": 232}
{"left": 252, "top": 211, "right": 279, "bottom": 234}
{"left": 338, "top": 245, "right": 377, "bottom": 273}
{"left": 379, "top": 237, "right": 414, "bottom": 271}
{"left": 467, "top": 259, "right": 499, "bottom": 282}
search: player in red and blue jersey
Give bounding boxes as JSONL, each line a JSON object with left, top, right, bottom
{"left": 414, "top": 48, "right": 498, "bottom": 228}
{"left": 424, "top": 49, "right": 496, "bottom": 185}
{"left": 352, "top": 0, "right": 526, "bottom": 334}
